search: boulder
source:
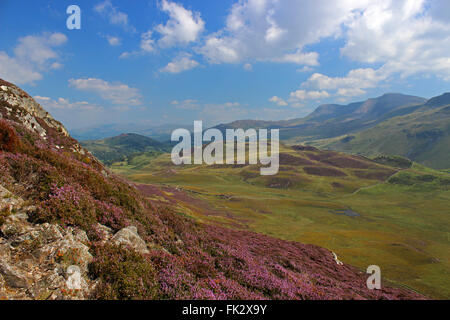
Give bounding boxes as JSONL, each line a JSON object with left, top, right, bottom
{"left": 1, "top": 213, "right": 34, "bottom": 240}
{"left": 111, "top": 226, "right": 149, "bottom": 255}
{"left": 0, "top": 261, "right": 28, "bottom": 288}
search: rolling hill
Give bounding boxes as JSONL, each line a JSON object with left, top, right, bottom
{"left": 81, "top": 133, "right": 171, "bottom": 165}
{"left": 310, "top": 93, "right": 450, "bottom": 169}
{"left": 215, "top": 93, "right": 426, "bottom": 140}
{"left": 214, "top": 93, "right": 450, "bottom": 169}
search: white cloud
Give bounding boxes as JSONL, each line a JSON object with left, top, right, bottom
{"left": 196, "top": 0, "right": 450, "bottom": 86}
{"left": 0, "top": 52, "right": 42, "bottom": 84}
{"left": 274, "top": 51, "right": 319, "bottom": 66}
{"left": 34, "top": 96, "right": 102, "bottom": 111}
{"left": 276, "top": 67, "right": 386, "bottom": 105}
{"left": 269, "top": 96, "right": 288, "bottom": 106}
{"left": 50, "top": 62, "right": 63, "bottom": 70}
{"left": 140, "top": 31, "right": 155, "bottom": 52}
{"left": 173, "top": 99, "right": 200, "bottom": 110}
{"left": 197, "top": 0, "right": 370, "bottom": 65}
{"left": 198, "top": 36, "right": 241, "bottom": 64}
{"left": 156, "top": 0, "right": 205, "bottom": 48}
{"left": 0, "top": 32, "right": 67, "bottom": 85}
{"left": 304, "top": 68, "right": 385, "bottom": 91}
{"left": 336, "top": 88, "right": 367, "bottom": 98}
{"left": 106, "top": 35, "right": 121, "bottom": 46}
{"left": 120, "top": 0, "right": 204, "bottom": 59}
{"left": 69, "top": 78, "right": 142, "bottom": 106}
{"left": 94, "top": 0, "right": 134, "bottom": 31}
{"left": 297, "top": 66, "right": 313, "bottom": 73}
{"left": 120, "top": 31, "right": 155, "bottom": 58}
{"left": 289, "top": 90, "right": 330, "bottom": 101}
{"left": 160, "top": 54, "right": 199, "bottom": 74}
{"left": 340, "top": 0, "right": 450, "bottom": 80}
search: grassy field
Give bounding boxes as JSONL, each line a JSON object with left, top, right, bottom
{"left": 108, "top": 145, "right": 450, "bottom": 299}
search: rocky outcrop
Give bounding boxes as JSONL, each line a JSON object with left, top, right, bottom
{"left": 0, "top": 184, "right": 157, "bottom": 300}
{"left": 0, "top": 80, "right": 69, "bottom": 137}
{"left": 0, "top": 187, "right": 95, "bottom": 300}
{"left": 0, "top": 185, "right": 24, "bottom": 212}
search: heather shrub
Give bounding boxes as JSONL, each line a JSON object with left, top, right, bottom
{"left": 34, "top": 184, "right": 97, "bottom": 230}
{"left": 0, "top": 119, "right": 19, "bottom": 152}
{"left": 89, "top": 244, "right": 158, "bottom": 300}
{"left": 95, "top": 200, "right": 130, "bottom": 231}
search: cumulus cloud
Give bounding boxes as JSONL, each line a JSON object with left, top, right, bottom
{"left": 304, "top": 69, "right": 385, "bottom": 91}
{"left": 276, "top": 67, "right": 386, "bottom": 106}
{"left": 160, "top": 54, "right": 199, "bottom": 74}
{"left": 197, "top": 0, "right": 369, "bottom": 65}
{"left": 106, "top": 35, "right": 121, "bottom": 46}
{"left": 0, "top": 32, "right": 67, "bottom": 85}
{"left": 297, "top": 66, "right": 313, "bottom": 73}
{"left": 139, "top": 31, "right": 155, "bottom": 52}
{"left": 94, "top": 0, "right": 135, "bottom": 31}
{"left": 277, "top": 0, "right": 450, "bottom": 104}
{"left": 34, "top": 96, "right": 103, "bottom": 111}
{"left": 301, "top": 68, "right": 387, "bottom": 98}
{"left": 196, "top": 0, "right": 450, "bottom": 93}
{"left": 269, "top": 96, "right": 288, "bottom": 106}
{"left": 120, "top": 1, "right": 203, "bottom": 62}
{"left": 290, "top": 90, "right": 330, "bottom": 101}
{"left": 120, "top": 31, "right": 155, "bottom": 58}
{"left": 274, "top": 51, "right": 319, "bottom": 66}
{"left": 69, "top": 78, "right": 142, "bottom": 106}
{"left": 156, "top": 0, "right": 205, "bottom": 48}
{"left": 340, "top": 0, "right": 450, "bottom": 80}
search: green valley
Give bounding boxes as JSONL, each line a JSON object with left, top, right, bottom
{"left": 86, "top": 140, "right": 450, "bottom": 299}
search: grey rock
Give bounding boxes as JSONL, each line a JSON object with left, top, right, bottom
{"left": 0, "top": 83, "right": 69, "bottom": 137}
{"left": 112, "top": 226, "right": 149, "bottom": 255}
{"left": 0, "top": 261, "right": 28, "bottom": 288}
{"left": 1, "top": 214, "right": 34, "bottom": 239}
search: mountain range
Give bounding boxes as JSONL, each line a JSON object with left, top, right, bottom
{"left": 214, "top": 93, "right": 450, "bottom": 169}
{"left": 76, "top": 92, "right": 449, "bottom": 169}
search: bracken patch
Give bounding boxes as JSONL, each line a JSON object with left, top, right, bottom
{"left": 303, "top": 166, "right": 347, "bottom": 177}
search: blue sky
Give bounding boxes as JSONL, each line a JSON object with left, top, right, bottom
{"left": 1, "top": 0, "right": 450, "bottom": 131}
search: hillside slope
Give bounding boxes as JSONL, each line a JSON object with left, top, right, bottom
{"left": 311, "top": 94, "right": 450, "bottom": 169}
{"left": 81, "top": 133, "right": 171, "bottom": 165}
{"left": 0, "top": 79, "right": 424, "bottom": 300}
{"left": 93, "top": 134, "right": 450, "bottom": 298}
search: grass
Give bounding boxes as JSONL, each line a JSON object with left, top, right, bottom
{"left": 101, "top": 143, "right": 450, "bottom": 299}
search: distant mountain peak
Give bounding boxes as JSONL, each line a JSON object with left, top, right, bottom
{"left": 307, "top": 93, "right": 426, "bottom": 121}
{"left": 425, "top": 92, "right": 450, "bottom": 107}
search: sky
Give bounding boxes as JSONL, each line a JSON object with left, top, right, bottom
{"left": 1, "top": 0, "right": 450, "bottom": 132}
